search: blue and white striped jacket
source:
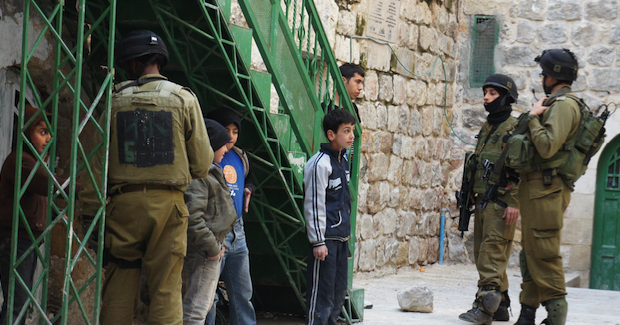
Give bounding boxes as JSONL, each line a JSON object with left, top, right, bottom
{"left": 303, "top": 143, "right": 351, "bottom": 246}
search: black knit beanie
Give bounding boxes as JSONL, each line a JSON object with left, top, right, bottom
{"left": 206, "top": 107, "right": 241, "bottom": 132}
{"left": 204, "top": 118, "right": 232, "bottom": 151}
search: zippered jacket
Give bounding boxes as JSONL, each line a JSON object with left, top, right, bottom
{"left": 303, "top": 143, "right": 351, "bottom": 246}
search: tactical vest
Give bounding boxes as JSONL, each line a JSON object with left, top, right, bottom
{"left": 107, "top": 78, "right": 197, "bottom": 187}
{"left": 472, "top": 116, "right": 517, "bottom": 194}
{"left": 505, "top": 94, "right": 606, "bottom": 189}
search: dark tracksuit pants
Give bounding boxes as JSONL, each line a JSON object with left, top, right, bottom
{"left": 305, "top": 240, "right": 348, "bottom": 325}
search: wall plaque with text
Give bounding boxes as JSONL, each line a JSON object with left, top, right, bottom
{"left": 366, "top": 0, "right": 401, "bottom": 43}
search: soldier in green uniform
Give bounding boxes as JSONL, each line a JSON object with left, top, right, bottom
{"left": 459, "top": 75, "right": 520, "bottom": 324}
{"left": 79, "top": 30, "right": 213, "bottom": 325}
{"left": 512, "top": 49, "right": 581, "bottom": 325}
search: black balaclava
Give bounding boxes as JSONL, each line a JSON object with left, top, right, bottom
{"left": 484, "top": 86, "right": 512, "bottom": 125}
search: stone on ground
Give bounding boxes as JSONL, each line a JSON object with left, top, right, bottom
{"left": 397, "top": 284, "right": 434, "bottom": 313}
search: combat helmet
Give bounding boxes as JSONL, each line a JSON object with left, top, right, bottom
{"left": 116, "top": 30, "right": 169, "bottom": 68}
{"left": 535, "top": 49, "right": 578, "bottom": 81}
{"left": 482, "top": 74, "right": 518, "bottom": 104}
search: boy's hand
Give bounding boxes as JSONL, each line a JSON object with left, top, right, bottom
{"left": 207, "top": 246, "right": 225, "bottom": 261}
{"left": 313, "top": 245, "right": 328, "bottom": 261}
{"left": 244, "top": 188, "right": 252, "bottom": 213}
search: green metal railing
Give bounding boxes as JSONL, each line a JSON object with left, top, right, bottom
{"left": 237, "top": 0, "right": 363, "bottom": 320}
{"left": 7, "top": 0, "right": 115, "bottom": 324}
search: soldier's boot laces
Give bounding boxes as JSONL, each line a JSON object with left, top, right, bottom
{"left": 493, "top": 290, "right": 511, "bottom": 321}
{"left": 540, "top": 298, "right": 568, "bottom": 325}
{"left": 459, "top": 287, "right": 502, "bottom": 325}
{"left": 513, "top": 304, "right": 537, "bottom": 325}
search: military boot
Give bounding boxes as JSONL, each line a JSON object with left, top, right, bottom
{"left": 540, "top": 298, "right": 568, "bottom": 325}
{"left": 493, "top": 290, "right": 511, "bottom": 321}
{"left": 458, "top": 287, "right": 502, "bottom": 324}
{"left": 513, "top": 304, "right": 537, "bottom": 325}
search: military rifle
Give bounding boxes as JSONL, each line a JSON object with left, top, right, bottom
{"left": 455, "top": 152, "right": 476, "bottom": 236}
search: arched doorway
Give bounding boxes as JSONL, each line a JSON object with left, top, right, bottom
{"left": 591, "top": 135, "right": 620, "bottom": 290}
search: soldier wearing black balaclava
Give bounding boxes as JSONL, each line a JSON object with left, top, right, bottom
{"left": 459, "top": 74, "right": 520, "bottom": 324}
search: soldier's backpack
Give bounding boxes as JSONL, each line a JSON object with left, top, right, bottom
{"left": 504, "top": 94, "right": 609, "bottom": 190}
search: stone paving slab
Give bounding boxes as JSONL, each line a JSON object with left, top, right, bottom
{"left": 258, "top": 263, "right": 620, "bottom": 324}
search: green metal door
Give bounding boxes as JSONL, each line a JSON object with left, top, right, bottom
{"left": 591, "top": 135, "right": 620, "bottom": 290}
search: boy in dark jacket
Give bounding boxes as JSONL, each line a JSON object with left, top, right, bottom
{"left": 0, "top": 105, "right": 55, "bottom": 325}
{"left": 182, "top": 119, "right": 237, "bottom": 324}
{"left": 304, "top": 109, "right": 356, "bottom": 325}
{"left": 204, "top": 107, "right": 256, "bottom": 325}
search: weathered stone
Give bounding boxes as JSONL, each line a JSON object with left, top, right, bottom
{"left": 415, "top": 52, "right": 435, "bottom": 82}
{"left": 373, "top": 211, "right": 384, "bottom": 238}
{"left": 418, "top": 236, "right": 429, "bottom": 264}
{"left": 387, "top": 105, "right": 400, "bottom": 132}
{"left": 571, "top": 21, "right": 597, "bottom": 47}
{"left": 585, "top": 0, "right": 618, "bottom": 20}
{"left": 383, "top": 208, "right": 398, "bottom": 235}
{"left": 389, "top": 186, "right": 400, "bottom": 208}
{"left": 397, "top": 210, "right": 416, "bottom": 238}
{"left": 401, "top": 0, "right": 417, "bottom": 22}
{"left": 359, "top": 213, "right": 373, "bottom": 240}
{"left": 427, "top": 237, "right": 440, "bottom": 264}
{"left": 376, "top": 237, "right": 387, "bottom": 267}
{"left": 386, "top": 238, "right": 400, "bottom": 264}
{"left": 409, "top": 107, "right": 422, "bottom": 136}
{"left": 366, "top": 184, "right": 383, "bottom": 213}
{"left": 408, "top": 24, "right": 419, "bottom": 50}
{"left": 394, "top": 47, "right": 416, "bottom": 78}
{"left": 335, "top": 35, "right": 361, "bottom": 64}
{"left": 401, "top": 159, "right": 419, "bottom": 187}
{"left": 358, "top": 182, "right": 369, "bottom": 213}
{"left": 588, "top": 46, "right": 615, "bottom": 66}
{"left": 392, "top": 133, "right": 403, "bottom": 156}
{"left": 315, "top": 0, "right": 339, "bottom": 47}
{"left": 572, "top": 71, "right": 588, "bottom": 92}
{"left": 393, "top": 75, "right": 407, "bottom": 104}
{"left": 401, "top": 136, "right": 415, "bottom": 159}
{"left": 379, "top": 131, "right": 393, "bottom": 154}
{"left": 397, "top": 284, "right": 434, "bottom": 313}
{"left": 518, "top": 0, "right": 547, "bottom": 21}
{"left": 396, "top": 241, "right": 409, "bottom": 265}
{"left": 462, "top": 107, "right": 485, "bottom": 130}
{"left": 337, "top": 10, "right": 356, "bottom": 37}
{"left": 610, "top": 22, "right": 620, "bottom": 44}
{"left": 516, "top": 19, "right": 536, "bottom": 43}
{"left": 421, "top": 107, "right": 433, "bottom": 136}
{"left": 366, "top": 41, "right": 392, "bottom": 72}
{"left": 388, "top": 155, "right": 403, "bottom": 183}
{"left": 369, "top": 152, "right": 390, "bottom": 181}
{"left": 358, "top": 239, "right": 376, "bottom": 271}
{"left": 359, "top": 102, "right": 376, "bottom": 131}
{"left": 377, "top": 103, "right": 388, "bottom": 130}
{"left": 500, "top": 45, "right": 539, "bottom": 67}
{"left": 380, "top": 74, "right": 394, "bottom": 103}
{"left": 548, "top": 0, "right": 582, "bottom": 20}
{"left": 590, "top": 68, "right": 620, "bottom": 92}
{"left": 364, "top": 70, "right": 379, "bottom": 101}
{"left": 397, "top": 21, "right": 410, "bottom": 48}
{"left": 408, "top": 236, "right": 420, "bottom": 265}
{"left": 448, "top": 231, "right": 469, "bottom": 263}
{"left": 379, "top": 181, "right": 391, "bottom": 209}
{"left": 537, "top": 22, "right": 568, "bottom": 44}
{"left": 399, "top": 104, "right": 410, "bottom": 132}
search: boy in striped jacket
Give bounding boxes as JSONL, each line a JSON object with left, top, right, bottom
{"left": 303, "top": 109, "right": 356, "bottom": 325}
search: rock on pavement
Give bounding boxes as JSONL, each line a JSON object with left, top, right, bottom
{"left": 397, "top": 284, "right": 434, "bottom": 313}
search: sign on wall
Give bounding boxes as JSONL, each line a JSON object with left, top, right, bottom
{"left": 366, "top": 0, "right": 401, "bottom": 43}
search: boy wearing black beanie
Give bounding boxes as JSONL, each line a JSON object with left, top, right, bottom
{"left": 182, "top": 119, "right": 237, "bottom": 324}
{"left": 204, "top": 107, "right": 257, "bottom": 325}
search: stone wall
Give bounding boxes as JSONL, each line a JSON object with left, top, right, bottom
{"left": 455, "top": 0, "right": 620, "bottom": 287}
{"left": 329, "top": 0, "right": 465, "bottom": 274}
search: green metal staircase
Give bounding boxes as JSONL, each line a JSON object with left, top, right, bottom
{"left": 9, "top": 0, "right": 362, "bottom": 323}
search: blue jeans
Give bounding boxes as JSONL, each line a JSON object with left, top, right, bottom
{"left": 205, "top": 220, "right": 256, "bottom": 325}
{"left": 182, "top": 244, "right": 222, "bottom": 325}
{"left": 0, "top": 237, "right": 37, "bottom": 325}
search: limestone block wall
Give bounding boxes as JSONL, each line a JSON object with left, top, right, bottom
{"left": 454, "top": 0, "right": 620, "bottom": 287}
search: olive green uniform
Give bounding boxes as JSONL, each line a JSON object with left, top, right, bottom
{"left": 472, "top": 116, "right": 519, "bottom": 292}
{"left": 518, "top": 86, "right": 580, "bottom": 308}
{"left": 80, "top": 74, "right": 213, "bottom": 325}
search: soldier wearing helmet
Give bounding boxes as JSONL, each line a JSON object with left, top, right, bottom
{"left": 511, "top": 49, "right": 580, "bottom": 325}
{"left": 79, "top": 30, "right": 213, "bottom": 325}
{"left": 458, "top": 74, "right": 520, "bottom": 324}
